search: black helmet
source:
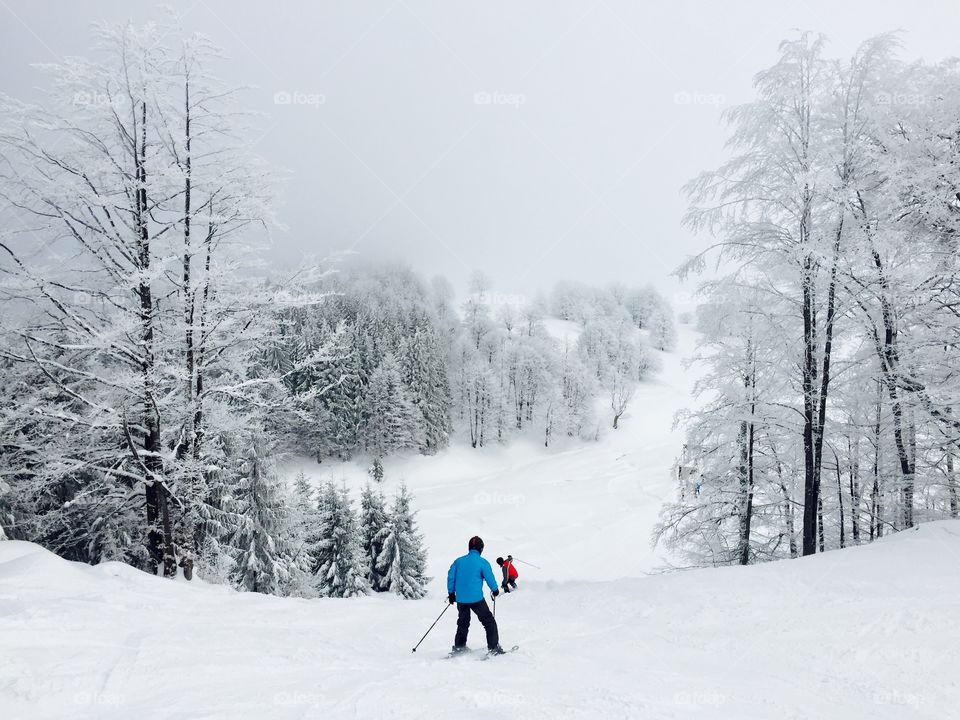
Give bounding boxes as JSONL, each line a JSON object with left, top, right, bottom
{"left": 468, "top": 536, "right": 484, "bottom": 553}
{"left": 496, "top": 557, "right": 504, "bottom": 566}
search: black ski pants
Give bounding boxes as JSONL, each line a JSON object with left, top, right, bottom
{"left": 454, "top": 599, "right": 499, "bottom": 650}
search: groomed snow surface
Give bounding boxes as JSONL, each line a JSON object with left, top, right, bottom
{"left": 3, "top": 325, "right": 958, "bottom": 719}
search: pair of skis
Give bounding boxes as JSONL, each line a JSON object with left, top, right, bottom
{"left": 445, "top": 645, "right": 520, "bottom": 660}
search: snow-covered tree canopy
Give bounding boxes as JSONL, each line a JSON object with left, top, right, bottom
{"left": 658, "top": 32, "right": 960, "bottom": 567}
{"left": 0, "top": 19, "right": 325, "bottom": 579}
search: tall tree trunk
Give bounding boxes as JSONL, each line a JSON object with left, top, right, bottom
{"left": 795, "top": 45, "right": 820, "bottom": 557}
{"left": 885, "top": 369, "right": 914, "bottom": 528}
{"left": 859, "top": 194, "right": 915, "bottom": 528}
{"left": 871, "top": 377, "right": 883, "bottom": 540}
{"left": 812, "top": 216, "right": 843, "bottom": 516}
{"left": 848, "top": 433, "right": 861, "bottom": 544}
{"left": 782, "top": 484, "right": 798, "bottom": 559}
{"left": 134, "top": 98, "right": 175, "bottom": 577}
{"left": 737, "top": 350, "right": 757, "bottom": 566}
{"left": 801, "top": 250, "right": 820, "bottom": 556}
{"left": 181, "top": 75, "right": 195, "bottom": 460}
{"left": 774, "top": 452, "right": 798, "bottom": 559}
{"left": 803, "top": 211, "right": 843, "bottom": 556}
{"left": 469, "top": 383, "right": 479, "bottom": 448}
{"left": 834, "top": 449, "right": 846, "bottom": 549}
{"left": 737, "top": 418, "right": 756, "bottom": 565}
{"left": 479, "top": 390, "right": 487, "bottom": 446}
{"left": 948, "top": 443, "right": 958, "bottom": 519}
{"left": 192, "top": 216, "right": 216, "bottom": 461}
{"left": 817, "top": 492, "right": 825, "bottom": 553}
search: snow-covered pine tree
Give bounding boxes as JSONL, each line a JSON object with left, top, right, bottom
{"left": 312, "top": 324, "right": 365, "bottom": 459}
{"left": 283, "top": 471, "right": 320, "bottom": 596}
{"left": 227, "top": 440, "right": 291, "bottom": 595}
{"left": 313, "top": 482, "right": 370, "bottom": 598}
{"left": 359, "top": 485, "right": 391, "bottom": 591}
{"left": 183, "top": 429, "right": 247, "bottom": 585}
{"left": 375, "top": 484, "right": 429, "bottom": 599}
{"left": 291, "top": 472, "right": 318, "bottom": 533}
{"left": 361, "top": 354, "right": 425, "bottom": 456}
{"left": 398, "top": 323, "right": 451, "bottom": 453}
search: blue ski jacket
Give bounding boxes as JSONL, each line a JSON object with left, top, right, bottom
{"left": 447, "top": 549, "right": 498, "bottom": 603}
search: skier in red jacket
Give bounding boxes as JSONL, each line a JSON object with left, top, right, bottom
{"left": 496, "top": 555, "right": 518, "bottom": 593}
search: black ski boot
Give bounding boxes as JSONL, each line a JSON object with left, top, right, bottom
{"left": 487, "top": 645, "right": 507, "bottom": 656}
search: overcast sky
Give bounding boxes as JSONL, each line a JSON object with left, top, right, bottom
{"left": 1, "top": 1, "right": 955, "bottom": 304}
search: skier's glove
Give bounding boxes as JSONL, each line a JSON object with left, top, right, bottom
{"left": 491, "top": 590, "right": 500, "bottom": 598}
{"left": 448, "top": 593, "right": 456, "bottom": 604}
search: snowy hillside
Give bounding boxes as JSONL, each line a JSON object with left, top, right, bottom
{"left": 6, "top": 5, "right": 960, "bottom": 719}
{"left": 285, "top": 321, "right": 699, "bottom": 585}
{"left": 3, "top": 323, "right": 958, "bottom": 719}
{"left": 2, "top": 520, "right": 958, "bottom": 718}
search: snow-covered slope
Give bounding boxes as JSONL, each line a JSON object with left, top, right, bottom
{"left": 4, "top": 323, "right": 957, "bottom": 719}
{"left": 287, "top": 323, "right": 701, "bottom": 586}
{"left": 2, "top": 522, "right": 959, "bottom": 719}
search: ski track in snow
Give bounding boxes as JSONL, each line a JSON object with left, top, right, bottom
{"left": 3, "top": 325, "right": 959, "bottom": 719}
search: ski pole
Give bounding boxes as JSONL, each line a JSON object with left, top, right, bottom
{"left": 493, "top": 595, "right": 496, "bottom": 618}
{"left": 512, "top": 557, "right": 541, "bottom": 570}
{"left": 411, "top": 601, "right": 452, "bottom": 653}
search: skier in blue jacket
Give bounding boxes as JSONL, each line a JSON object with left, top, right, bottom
{"left": 447, "top": 536, "right": 505, "bottom": 655}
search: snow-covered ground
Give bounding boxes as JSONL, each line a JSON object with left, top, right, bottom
{"left": 3, "top": 521, "right": 959, "bottom": 719}
{"left": 3, "top": 323, "right": 957, "bottom": 719}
